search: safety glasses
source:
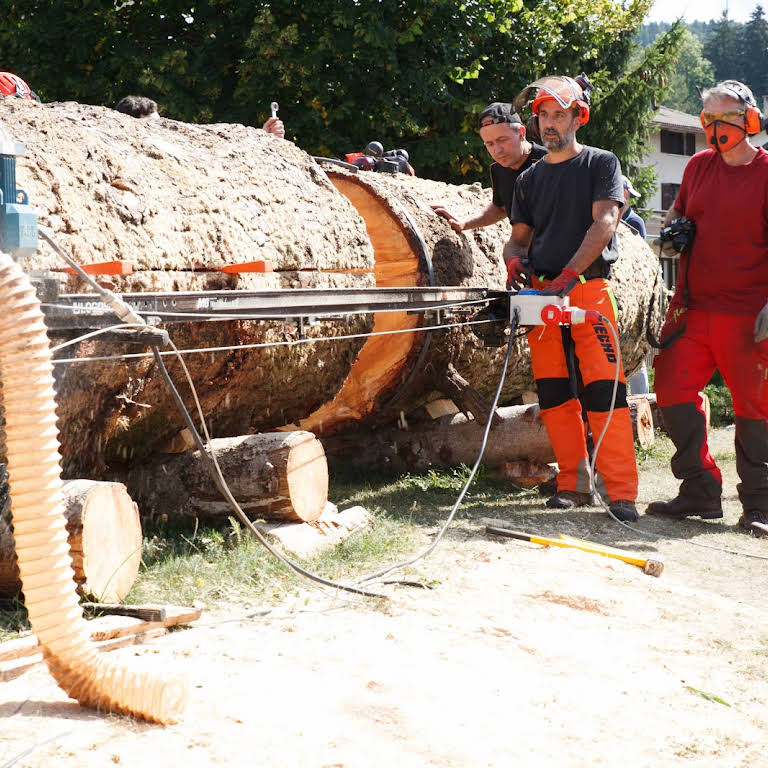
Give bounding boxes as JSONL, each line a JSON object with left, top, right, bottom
{"left": 700, "top": 110, "right": 746, "bottom": 126}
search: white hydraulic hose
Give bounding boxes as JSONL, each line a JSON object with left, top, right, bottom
{"left": 0, "top": 252, "right": 187, "bottom": 723}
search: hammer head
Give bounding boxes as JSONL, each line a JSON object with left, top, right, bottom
{"left": 643, "top": 559, "right": 664, "bottom": 578}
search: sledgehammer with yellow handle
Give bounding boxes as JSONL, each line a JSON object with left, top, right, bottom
{"left": 485, "top": 525, "right": 664, "bottom": 577}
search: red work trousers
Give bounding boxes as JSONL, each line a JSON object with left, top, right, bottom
{"left": 528, "top": 277, "right": 638, "bottom": 502}
{"left": 654, "top": 309, "right": 768, "bottom": 510}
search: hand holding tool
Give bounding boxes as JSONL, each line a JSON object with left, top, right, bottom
{"left": 540, "top": 267, "right": 579, "bottom": 297}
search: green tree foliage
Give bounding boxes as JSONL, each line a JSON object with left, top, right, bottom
{"left": 703, "top": 12, "right": 745, "bottom": 83}
{"left": 743, "top": 6, "right": 768, "bottom": 98}
{"left": 578, "top": 20, "right": 686, "bottom": 205}
{"left": 662, "top": 30, "right": 715, "bottom": 114}
{"left": 1, "top": 0, "right": 682, "bottom": 185}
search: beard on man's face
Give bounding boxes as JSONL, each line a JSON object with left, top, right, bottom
{"left": 541, "top": 126, "right": 574, "bottom": 151}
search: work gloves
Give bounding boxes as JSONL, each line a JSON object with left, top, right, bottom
{"left": 541, "top": 268, "right": 579, "bottom": 297}
{"left": 755, "top": 301, "right": 768, "bottom": 343}
{"left": 505, "top": 257, "right": 530, "bottom": 291}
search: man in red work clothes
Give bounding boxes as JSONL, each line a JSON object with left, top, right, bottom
{"left": 506, "top": 75, "right": 639, "bottom": 522}
{"left": 648, "top": 80, "right": 768, "bottom": 538}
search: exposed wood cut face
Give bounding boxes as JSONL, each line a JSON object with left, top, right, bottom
{"left": 293, "top": 174, "right": 423, "bottom": 435}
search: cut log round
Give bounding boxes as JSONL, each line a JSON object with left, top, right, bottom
{"left": 119, "top": 431, "right": 328, "bottom": 524}
{"left": 321, "top": 404, "right": 555, "bottom": 473}
{"left": 627, "top": 396, "right": 655, "bottom": 449}
{"left": 630, "top": 392, "right": 710, "bottom": 433}
{"left": 0, "top": 479, "right": 141, "bottom": 603}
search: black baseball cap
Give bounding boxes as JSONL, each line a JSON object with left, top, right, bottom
{"left": 478, "top": 102, "right": 522, "bottom": 129}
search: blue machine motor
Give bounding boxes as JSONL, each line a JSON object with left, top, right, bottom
{"left": 0, "top": 121, "right": 37, "bottom": 259}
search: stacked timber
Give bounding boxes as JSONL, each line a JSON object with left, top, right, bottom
{"left": 1, "top": 97, "right": 663, "bottom": 479}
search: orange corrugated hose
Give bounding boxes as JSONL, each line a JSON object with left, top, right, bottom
{"left": 0, "top": 252, "right": 187, "bottom": 723}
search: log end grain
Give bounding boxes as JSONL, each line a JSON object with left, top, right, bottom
{"left": 74, "top": 481, "right": 142, "bottom": 603}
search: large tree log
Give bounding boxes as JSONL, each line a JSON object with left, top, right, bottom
{"left": 0, "top": 479, "right": 141, "bottom": 602}
{"left": 321, "top": 404, "right": 555, "bottom": 473}
{"left": 3, "top": 98, "right": 374, "bottom": 477}
{"left": 119, "top": 431, "right": 328, "bottom": 524}
{"left": 322, "top": 390, "right": 658, "bottom": 473}
{"left": 2, "top": 98, "right": 662, "bottom": 477}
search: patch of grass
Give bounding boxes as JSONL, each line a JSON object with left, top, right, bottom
{"left": 635, "top": 431, "right": 676, "bottom": 465}
{"left": 0, "top": 596, "right": 28, "bottom": 640}
{"left": 704, "top": 370, "right": 735, "bottom": 427}
{"left": 683, "top": 684, "right": 731, "bottom": 707}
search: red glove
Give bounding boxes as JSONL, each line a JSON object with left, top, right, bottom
{"left": 541, "top": 268, "right": 579, "bottom": 297}
{"left": 505, "top": 257, "right": 530, "bottom": 290}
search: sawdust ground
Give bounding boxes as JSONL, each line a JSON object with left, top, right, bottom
{"left": 1, "top": 428, "right": 767, "bottom": 768}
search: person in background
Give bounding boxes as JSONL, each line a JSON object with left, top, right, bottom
{"left": 0, "top": 71, "right": 41, "bottom": 102}
{"left": 116, "top": 95, "right": 159, "bottom": 119}
{"left": 622, "top": 176, "right": 650, "bottom": 395}
{"left": 431, "top": 102, "right": 546, "bottom": 232}
{"left": 115, "top": 95, "right": 285, "bottom": 138}
{"left": 621, "top": 175, "right": 646, "bottom": 238}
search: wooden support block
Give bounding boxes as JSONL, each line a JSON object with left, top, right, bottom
{"left": 219, "top": 260, "right": 274, "bottom": 273}
{"left": 424, "top": 398, "right": 460, "bottom": 420}
{"left": 81, "top": 602, "right": 167, "bottom": 622}
{"left": 61, "top": 260, "right": 134, "bottom": 275}
{"left": 0, "top": 605, "right": 201, "bottom": 663}
{"left": 258, "top": 503, "right": 373, "bottom": 558}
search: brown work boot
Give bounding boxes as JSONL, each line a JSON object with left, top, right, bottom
{"left": 645, "top": 495, "right": 723, "bottom": 520}
{"left": 609, "top": 499, "right": 639, "bottom": 523}
{"left": 739, "top": 509, "right": 768, "bottom": 538}
{"left": 545, "top": 490, "right": 592, "bottom": 509}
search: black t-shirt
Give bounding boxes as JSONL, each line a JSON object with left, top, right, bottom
{"left": 510, "top": 146, "right": 624, "bottom": 277}
{"left": 490, "top": 143, "right": 547, "bottom": 220}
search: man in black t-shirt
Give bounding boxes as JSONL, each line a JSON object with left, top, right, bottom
{"left": 431, "top": 102, "right": 545, "bottom": 232}
{"left": 507, "top": 75, "right": 639, "bottom": 522}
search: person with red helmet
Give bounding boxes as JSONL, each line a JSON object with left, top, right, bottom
{"left": 647, "top": 80, "right": 768, "bottom": 538}
{"left": 506, "top": 74, "right": 639, "bottom": 522}
{"left": 0, "top": 72, "right": 40, "bottom": 102}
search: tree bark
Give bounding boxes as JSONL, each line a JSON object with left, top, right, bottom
{"left": 119, "top": 431, "right": 328, "bottom": 524}
{"left": 321, "top": 404, "right": 555, "bottom": 473}
{"left": 0, "top": 479, "right": 141, "bottom": 603}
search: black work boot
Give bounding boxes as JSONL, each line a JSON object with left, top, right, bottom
{"left": 546, "top": 490, "right": 593, "bottom": 509}
{"left": 645, "top": 495, "right": 723, "bottom": 520}
{"left": 609, "top": 499, "right": 639, "bottom": 523}
{"left": 739, "top": 509, "right": 768, "bottom": 538}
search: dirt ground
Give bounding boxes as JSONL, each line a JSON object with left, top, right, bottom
{"left": 1, "top": 428, "right": 767, "bottom": 767}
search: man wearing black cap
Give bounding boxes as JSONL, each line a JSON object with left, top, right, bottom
{"left": 431, "top": 102, "right": 546, "bottom": 232}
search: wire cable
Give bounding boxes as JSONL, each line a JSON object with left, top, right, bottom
{"left": 50, "top": 316, "right": 499, "bottom": 366}
{"left": 39, "top": 230, "right": 387, "bottom": 599}
{"left": 356, "top": 311, "right": 520, "bottom": 586}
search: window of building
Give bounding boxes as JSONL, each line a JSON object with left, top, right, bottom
{"left": 661, "top": 183, "right": 680, "bottom": 210}
{"left": 660, "top": 129, "right": 696, "bottom": 156}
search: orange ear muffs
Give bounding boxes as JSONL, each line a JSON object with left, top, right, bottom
{"left": 745, "top": 105, "right": 762, "bottom": 135}
{"left": 576, "top": 102, "right": 590, "bottom": 125}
